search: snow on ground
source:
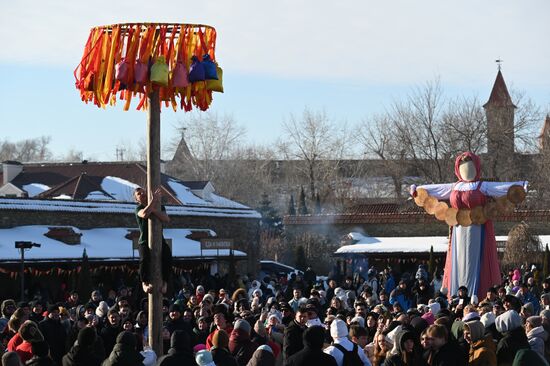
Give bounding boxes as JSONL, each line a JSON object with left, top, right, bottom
{"left": 22, "top": 183, "right": 50, "bottom": 197}
{"left": 101, "top": 176, "right": 139, "bottom": 201}
{"left": 0, "top": 225, "right": 245, "bottom": 262}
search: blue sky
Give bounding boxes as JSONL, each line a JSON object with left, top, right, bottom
{"left": 1, "top": 0, "right": 549, "bottom": 161}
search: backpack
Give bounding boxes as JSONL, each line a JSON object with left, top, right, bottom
{"left": 333, "top": 343, "right": 363, "bottom": 366}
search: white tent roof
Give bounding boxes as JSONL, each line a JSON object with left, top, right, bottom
{"left": 0, "top": 225, "right": 245, "bottom": 262}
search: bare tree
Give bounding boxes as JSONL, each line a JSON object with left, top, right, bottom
{"left": 281, "top": 108, "right": 351, "bottom": 200}
{"left": 0, "top": 136, "right": 52, "bottom": 162}
{"left": 503, "top": 222, "right": 542, "bottom": 269}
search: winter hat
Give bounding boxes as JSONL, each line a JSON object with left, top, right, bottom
{"left": 350, "top": 316, "right": 365, "bottom": 328}
{"left": 95, "top": 301, "right": 109, "bottom": 318}
{"left": 202, "top": 294, "right": 214, "bottom": 304}
{"left": 480, "top": 312, "right": 496, "bottom": 328}
{"left": 522, "top": 302, "right": 534, "bottom": 315}
{"left": 1, "top": 299, "right": 16, "bottom": 316}
{"left": 267, "top": 313, "right": 281, "bottom": 324}
{"left": 527, "top": 316, "right": 543, "bottom": 328}
{"left": 257, "top": 344, "right": 273, "bottom": 354}
{"left": 196, "top": 285, "right": 205, "bottom": 294}
{"left": 77, "top": 326, "right": 97, "bottom": 347}
{"left": 116, "top": 331, "right": 137, "bottom": 348}
{"left": 462, "top": 311, "right": 480, "bottom": 322}
{"left": 303, "top": 325, "right": 326, "bottom": 349}
{"left": 193, "top": 344, "right": 206, "bottom": 353}
{"left": 20, "top": 320, "right": 44, "bottom": 342}
{"left": 31, "top": 340, "right": 50, "bottom": 358}
{"left": 234, "top": 319, "right": 251, "bottom": 334}
{"left": 195, "top": 350, "right": 215, "bottom": 366}
{"left": 170, "top": 330, "right": 192, "bottom": 352}
{"left": 540, "top": 309, "right": 550, "bottom": 323}
{"left": 330, "top": 319, "right": 348, "bottom": 339}
{"left": 495, "top": 310, "right": 522, "bottom": 333}
{"left": 421, "top": 312, "right": 435, "bottom": 325}
{"left": 211, "top": 329, "right": 229, "bottom": 349}
{"left": 427, "top": 302, "right": 441, "bottom": 316}
{"left": 2, "top": 352, "right": 21, "bottom": 366}
{"left": 168, "top": 303, "right": 182, "bottom": 313}
{"left": 47, "top": 304, "right": 59, "bottom": 313}
{"left": 464, "top": 320, "right": 485, "bottom": 343}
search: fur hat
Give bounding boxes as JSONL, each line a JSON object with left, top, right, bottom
{"left": 19, "top": 320, "right": 44, "bottom": 342}
{"left": 330, "top": 319, "right": 348, "bottom": 339}
{"left": 95, "top": 301, "right": 109, "bottom": 318}
{"left": 202, "top": 294, "right": 214, "bottom": 304}
{"left": 234, "top": 319, "right": 251, "bottom": 334}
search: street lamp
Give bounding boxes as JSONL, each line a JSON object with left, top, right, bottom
{"left": 14, "top": 241, "right": 41, "bottom": 302}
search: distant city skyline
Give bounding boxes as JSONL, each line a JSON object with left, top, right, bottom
{"left": 1, "top": 0, "right": 548, "bottom": 161}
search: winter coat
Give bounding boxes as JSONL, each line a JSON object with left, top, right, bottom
{"left": 38, "top": 317, "right": 67, "bottom": 364}
{"left": 229, "top": 329, "right": 258, "bottom": 366}
{"left": 101, "top": 331, "right": 144, "bottom": 366}
{"left": 246, "top": 347, "right": 275, "bottom": 366}
{"left": 468, "top": 338, "right": 497, "bottom": 366}
{"left": 427, "top": 342, "right": 467, "bottom": 366}
{"left": 284, "top": 326, "right": 337, "bottom": 366}
{"left": 156, "top": 330, "right": 197, "bottom": 366}
{"left": 527, "top": 326, "right": 548, "bottom": 360}
{"left": 389, "top": 288, "right": 411, "bottom": 311}
{"left": 62, "top": 344, "right": 104, "bottom": 366}
{"left": 496, "top": 327, "right": 530, "bottom": 366}
{"left": 100, "top": 324, "right": 122, "bottom": 356}
{"left": 511, "top": 349, "right": 549, "bottom": 366}
{"left": 283, "top": 320, "right": 306, "bottom": 362}
{"left": 211, "top": 347, "right": 238, "bottom": 366}
{"left": 26, "top": 356, "right": 55, "bottom": 366}
{"left": 15, "top": 341, "right": 34, "bottom": 364}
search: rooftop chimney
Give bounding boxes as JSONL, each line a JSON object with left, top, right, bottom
{"left": 2, "top": 161, "right": 23, "bottom": 185}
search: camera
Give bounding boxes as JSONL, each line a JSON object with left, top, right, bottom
{"left": 15, "top": 241, "right": 41, "bottom": 249}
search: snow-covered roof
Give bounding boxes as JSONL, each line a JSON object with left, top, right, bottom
{"left": 335, "top": 232, "right": 449, "bottom": 255}
{"left": 0, "top": 198, "right": 261, "bottom": 219}
{"left": 336, "top": 232, "right": 550, "bottom": 255}
{"left": 0, "top": 225, "right": 246, "bottom": 262}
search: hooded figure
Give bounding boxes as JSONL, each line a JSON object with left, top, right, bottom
{"left": 411, "top": 151, "right": 527, "bottom": 298}
{"left": 101, "top": 331, "right": 144, "bottom": 366}
{"left": 211, "top": 329, "right": 238, "bottom": 366}
{"left": 323, "top": 319, "right": 372, "bottom": 366}
{"left": 156, "top": 330, "right": 197, "bottom": 366}
{"left": 26, "top": 340, "right": 55, "bottom": 366}
{"left": 16, "top": 320, "right": 44, "bottom": 363}
{"left": 495, "top": 310, "right": 530, "bottom": 366}
{"left": 285, "top": 326, "right": 337, "bottom": 366}
{"left": 526, "top": 316, "right": 548, "bottom": 360}
{"left": 229, "top": 319, "right": 258, "bottom": 366}
{"left": 464, "top": 320, "right": 496, "bottom": 366}
{"left": 384, "top": 330, "right": 422, "bottom": 366}
{"left": 246, "top": 345, "right": 275, "bottom": 366}
{"left": 62, "top": 326, "right": 103, "bottom": 366}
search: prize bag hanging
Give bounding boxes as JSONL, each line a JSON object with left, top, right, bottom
{"left": 172, "top": 61, "right": 189, "bottom": 88}
{"left": 206, "top": 64, "right": 223, "bottom": 93}
{"left": 202, "top": 54, "right": 218, "bottom": 80}
{"left": 151, "top": 55, "right": 169, "bottom": 86}
{"left": 188, "top": 55, "right": 206, "bottom": 82}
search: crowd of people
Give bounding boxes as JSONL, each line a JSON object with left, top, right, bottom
{"left": 1, "top": 263, "right": 550, "bottom": 366}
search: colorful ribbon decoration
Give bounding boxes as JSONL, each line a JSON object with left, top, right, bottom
{"left": 74, "top": 23, "right": 220, "bottom": 111}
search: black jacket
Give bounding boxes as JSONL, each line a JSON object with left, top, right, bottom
{"left": 283, "top": 320, "right": 306, "bottom": 361}
{"left": 38, "top": 317, "right": 67, "bottom": 364}
{"left": 496, "top": 327, "right": 530, "bottom": 366}
{"left": 62, "top": 344, "right": 104, "bottom": 366}
{"left": 211, "top": 348, "right": 238, "bottom": 366}
{"left": 156, "top": 330, "right": 197, "bottom": 366}
{"left": 426, "top": 341, "right": 467, "bottom": 366}
{"left": 100, "top": 324, "right": 122, "bottom": 356}
{"left": 101, "top": 332, "right": 144, "bottom": 366}
{"left": 26, "top": 356, "right": 55, "bottom": 366}
{"left": 285, "top": 326, "right": 336, "bottom": 366}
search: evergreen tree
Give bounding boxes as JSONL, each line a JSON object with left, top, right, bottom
{"left": 256, "top": 193, "right": 282, "bottom": 232}
{"left": 295, "top": 245, "right": 307, "bottom": 271}
{"left": 544, "top": 244, "right": 549, "bottom": 280}
{"left": 288, "top": 195, "right": 296, "bottom": 216}
{"left": 298, "top": 186, "right": 308, "bottom": 215}
{"left": 314, "top": 193, "right": 322, "bottom": 214}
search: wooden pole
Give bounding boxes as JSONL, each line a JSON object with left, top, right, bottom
{"left": 147, "top": 89, "right": 163, "bottom": 356}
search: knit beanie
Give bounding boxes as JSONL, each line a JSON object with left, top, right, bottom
{"left": 77, "top": 326, "right": 97, "bottom": 347}
{"left": 234, "top": 319, "right": 251, "bottom": 334}
{"left": 212, "top": 329, "right": 229, "bottom": 349}
{"left": 330, "top": 319, "right": 348, "bottom": 339}
{"left": 527, "top": 316, "right": 543, "bottom": 328}
{"left": 495, "top": 310, "right": 522, "bottom": 333}
{"left": 195, "top": 350, "right": 215, "bottom": 366}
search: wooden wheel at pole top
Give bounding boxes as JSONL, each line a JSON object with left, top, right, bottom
{"left": 74, "top": 23, "right": 222, "bottom": 112}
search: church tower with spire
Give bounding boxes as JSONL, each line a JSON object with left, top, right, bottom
{"left": 483, "top": 69, "right": 516, "bottom": 180}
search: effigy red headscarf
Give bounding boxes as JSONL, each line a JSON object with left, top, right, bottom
{"left": 454, "top": 151, "right": 482, "bottom": 182}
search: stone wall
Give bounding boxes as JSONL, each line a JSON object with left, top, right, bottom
{"left": 0, "top": 209, "right": 260, "bottom": 274}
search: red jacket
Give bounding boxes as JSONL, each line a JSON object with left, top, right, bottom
{"left": 7, "top": 332, "right": 23, "bottom": 352}
{"left": 205, "top": 326, "right": 234, "bottom": 350}
{"left": 16, "top": 340, "right": 34, "bottom": 363}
